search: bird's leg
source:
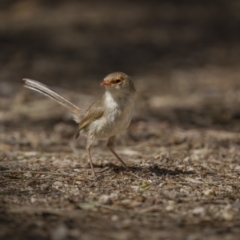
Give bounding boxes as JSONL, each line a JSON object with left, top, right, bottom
{"left": 86, "top": 148, "right": 96, "bottom": 176}
{"left": 86, "top": 134, "right": 96, "bottom": 176}
{"left": 107, "top": 136, "right": 128, "bottom": 168}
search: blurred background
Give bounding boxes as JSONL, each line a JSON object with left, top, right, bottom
{"left": 1, "top": 0, "right": 240, "bottom": 144}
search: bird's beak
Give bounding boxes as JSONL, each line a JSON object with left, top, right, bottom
{"left": 100, "top": 80, "right": 111, "bottom": 86}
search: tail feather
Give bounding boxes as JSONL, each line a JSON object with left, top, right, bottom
{"left": 23, "top": 78, "right": 82, "bottom": 122}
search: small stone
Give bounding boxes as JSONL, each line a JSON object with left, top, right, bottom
{"left": 192, "top": 207, "right": 205, "bottom": 216}
{"left": 69, "top": 188, "right": 79, "bottom": 196}
{"left": 24, "top": 151, "right": 37, "bottom": 157}
{"left": 51, "top": 223, "right": 68, "bottom": 240}
{"left": 130, "top": 186, "right": 139, "bottom": 192}
{"left": 222, "top": 211, "right": 233, "bottom": 221}
{"left": 120, "top": 199, "right": 141, "bottom": 208}
{"left": 203, "top": 188, "right": 214, "bottom": 196}
{"left": 23, "top": 172, "right": 33, "bottom": 179}
{"left": 52, "top": 181, "right": 63, "bottom": 188}
{"left": 99, "top": 194, "right": 112, "bottom": 205}
{"left": 166, "top": 205, "right": 174, "bottom": 211}
{"left": 111, "top": 215, "right": 119, "bottom": 221}
{"left": 109, "top": 192, "right": 118, "bottom": 200}
{"left": 222, "top": 206, "right": 233, "bottom": 221}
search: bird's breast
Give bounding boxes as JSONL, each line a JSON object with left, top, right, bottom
{"left": 89, "top": 92, "right": 134, "bottom": 138}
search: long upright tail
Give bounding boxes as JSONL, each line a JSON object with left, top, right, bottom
{"left": 23, "top": 78, "right": 82, "bottom": 122}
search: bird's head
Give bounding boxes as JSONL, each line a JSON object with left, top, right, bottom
{"left": 101, "top": 72, "right": 135, "bottom": 94}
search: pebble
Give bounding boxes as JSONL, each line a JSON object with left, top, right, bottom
{"left": 99, "top": 194, "right": 112, "bottom": 205}
{"left": 52, "top": 181, "right": 63, "bottom": 187}
{"left": 23, "top": 172, "right": 33, "bottom": 179}
{"left": 192, "top": 207, "right": 205, "bottom": 216}
{"left": 51, "top": 224, "right": 68, "bottom": 240}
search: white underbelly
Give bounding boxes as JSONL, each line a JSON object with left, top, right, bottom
{"left": 87, "top": 91, "right": 134, "bottom": 139}
{"left": 89, "top": 110, "right": 131, "bottom": 138}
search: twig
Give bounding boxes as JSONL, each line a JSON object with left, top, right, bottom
{"left": 176, "top": 181, "right": 220, "bottom": 186}
{"left": 52, "top": 186, "right": 66, "bottom": 193}
{"left": 0, "top": 179, "right": 22, "bottom": 184}
{"left": 124, "top": 171, "right": 143, "bottom": 180}
{"left": 0, "top": 170, "right": 67, "bottom": 176}
{"left": 136, "top": 205, "right": 162, "bottom": 214}
{"left": 72, "top": 178, "right": 76, "bottom": 186}
{"left": 96, "top": 204, "right": 127, "bottom": 213}
{"left": 98, "top": 167, "right": 110, "bottom": 173}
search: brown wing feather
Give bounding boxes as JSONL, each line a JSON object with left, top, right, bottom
{"left": 75, "top": 97, "right": 105, "bottom": 138}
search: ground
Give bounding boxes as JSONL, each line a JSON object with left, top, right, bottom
{"left": 1, "top": 1, "right": 240, "bottom": 240}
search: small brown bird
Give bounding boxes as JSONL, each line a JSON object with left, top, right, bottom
{"left": 23, "top": 72, "right": 136, "bottom": 176}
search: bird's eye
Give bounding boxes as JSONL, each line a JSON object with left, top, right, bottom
{"left": 115, "top": 79, "right": 121, "bottom": 83}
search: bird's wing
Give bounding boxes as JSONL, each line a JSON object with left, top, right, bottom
{"left": 75, "top": 97, "right": 105, "bottom": 138}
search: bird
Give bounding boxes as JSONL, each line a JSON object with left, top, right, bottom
{"left": 23, "top": 72, "right": 136, "bottom": 176}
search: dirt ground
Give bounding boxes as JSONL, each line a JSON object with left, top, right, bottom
{"left": 1, "top": 1, "right": 240, "bottom": 240}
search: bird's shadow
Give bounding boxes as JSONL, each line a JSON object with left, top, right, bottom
{"left": 100, "top": 163, "right": 194, "bottom": 176}
{"left": 148, "top": 165, "right": 194, "bottom": 176}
